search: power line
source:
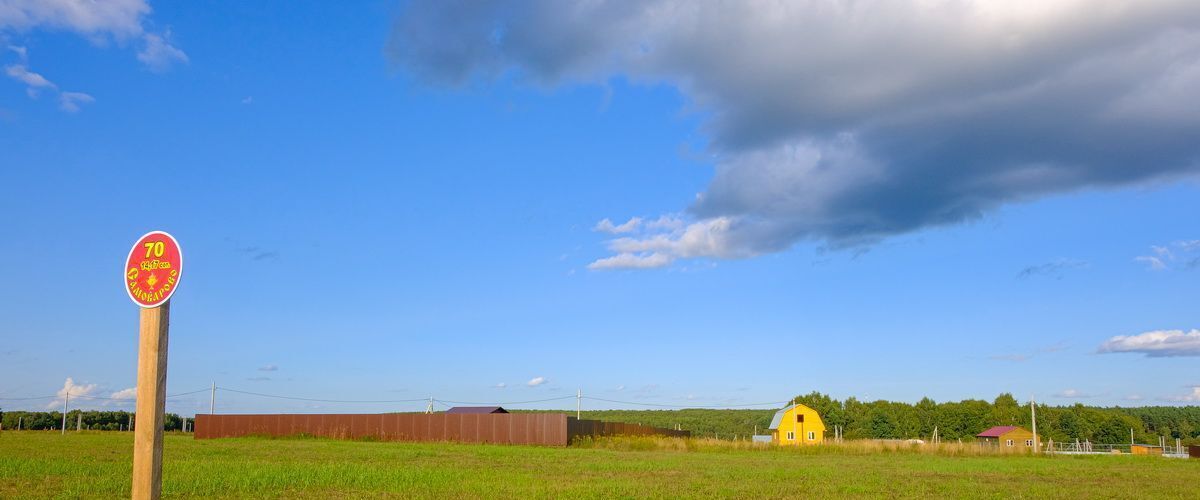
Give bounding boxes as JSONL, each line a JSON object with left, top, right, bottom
{"left": 216, "top": 386, "right": 428, "bottom": 404}
{"left": 0, "top": 395, "right": 56, "bottom": 401}
{"left": 0, "top": 388, "right": 209, "bottom": 402}
{"left": 4, "top": 387, "right": 790, "bottom": 411}
{"left": 166, "top": 388, "right": 212, "bottom": 398}
{"left": 434, "top": 396, "right": 576, "bottom": 406}
{"left": 582, "top": 396, "right": 788, "bottom": 409}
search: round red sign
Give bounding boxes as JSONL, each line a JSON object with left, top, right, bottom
{"left": 124, "top": 231, "right": 183, "bottom": 308}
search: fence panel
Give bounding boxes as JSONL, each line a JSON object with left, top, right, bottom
{"left": 194, "top": 413, "right": 570, "bottom": 446}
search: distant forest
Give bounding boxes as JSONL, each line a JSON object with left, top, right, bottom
{"left": 550, "top": 392, "right": 1200, "bottom": 445}
{"left": 6, "top": 393, "right": 1198, "bottom": 446}
{"left": 0, "top": 410, "right": 188, "bottom": 432}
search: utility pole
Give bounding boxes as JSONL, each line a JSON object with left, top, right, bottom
{"left": 77, "top": 412, "right": 82, "bottom": 432}
{"left": 576, "top": 388, "right": 581, "bottom": 419}
{"left": 209, "top": 382, "right": 216, "bottom": 415}
{"left": 1030, "top": 396, "right": 1038, "bottom": 452}
{"left": 60, "top": 390, "right": 69, "bottom": 434}
{"left": 426, "top": 396, "right": 433, "bottom": 414}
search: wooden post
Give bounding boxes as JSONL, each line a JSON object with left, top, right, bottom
{"left": 132, "top": 301, "right": 170, "bottom": 500}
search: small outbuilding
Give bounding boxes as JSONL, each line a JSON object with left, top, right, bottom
{"left": 976, "top": 426, "right": 1035, "bottom": 449}
{"left": 768, "top": 403, "right": 826, "bottom": 446}
{"left": 1130, "top": 444, "right": 1164, "bottom": 456}
{"left": 444, "top": 406, "right": 509, "bottom": 414}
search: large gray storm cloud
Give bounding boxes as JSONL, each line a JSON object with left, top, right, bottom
{"left": 388, "top": 1, "right": 1200, "bottom": 269}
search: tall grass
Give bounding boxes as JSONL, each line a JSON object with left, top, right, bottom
{"left": 2, "top": 432, "right": 1194, "bottom": 498}
{"left": 575, "top": 436, "right": 1056, "bottom": 457}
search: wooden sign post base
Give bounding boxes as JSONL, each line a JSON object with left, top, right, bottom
{"left": 132, "top": 301, "right": 170, "bottom": 500}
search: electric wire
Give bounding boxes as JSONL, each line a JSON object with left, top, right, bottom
{"left": 216, "top": 386, "right": 429, "bottom": 404}
{"left": 0, "top": 388, "right": 210, "bottom": 402}
{"left": 582, "top": 396, "right": 788, "bottom": 409}
{"left": 434, "top": 396, "right": 576, "bottom": 406}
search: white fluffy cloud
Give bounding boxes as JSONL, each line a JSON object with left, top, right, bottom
{"left": 526, "top": 376, "right": 547, "bottom": 387}
{"left": 111, "top": 387, "right": 137, "bottom": 400}
{"left": 0, "top": 0, "right": 147, "bottom": 37}
{"left": 1098, "top": 329, "right": 1200, "bottom": 357}
{"left": 391, "top": 0, "right": 1200, "bottom": 269}
{"left": 48, "top": 377, "right": 98, "bottom": 409}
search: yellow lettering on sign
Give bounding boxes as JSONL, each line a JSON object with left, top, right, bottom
{"left": 143, "top": 241, "right": 165, "bottom": 258}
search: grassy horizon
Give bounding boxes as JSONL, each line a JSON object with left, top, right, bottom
{"left": 1, "top": 431, "right": 1196, "bottom": 498}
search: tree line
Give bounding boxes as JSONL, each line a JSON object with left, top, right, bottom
{"left": 552, "top": 393, "right": 1200, "bottom": 445}
{"left": 0, "top": 409, "right": 189, "bottom": 432}
{"left": 792, "top": 392, "right": 1200, "bottom": 445}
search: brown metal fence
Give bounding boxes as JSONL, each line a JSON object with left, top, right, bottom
{"left": 194, "top": 413, "right": 687, "bottom": 446}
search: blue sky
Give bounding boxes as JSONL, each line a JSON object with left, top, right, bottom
{"left": 2, "top": 1, "right": 1198, "bottom": 415}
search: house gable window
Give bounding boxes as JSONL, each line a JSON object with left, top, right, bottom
{"left": 786, "top": 431, "right": 795, "bottom": 440}
{"left": 807, "top": 431, "right": 815, "bottom": 440}
{"left": 1006, "top": 439, "right": 1014, "bottom": 447}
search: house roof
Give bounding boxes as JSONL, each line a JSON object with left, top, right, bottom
{"left": 444, "top": 406, "right": 508, "bottom": 414}
{"left": 976, "top": 426, "right": 1020, "bottom": 438}
{"left": 768, "top": 403, "right": 818, "bottom": 430}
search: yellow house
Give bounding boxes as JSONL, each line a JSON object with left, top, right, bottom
{"left": 769, "top": 403, "right": 826, "bottom": 445}
{"left": 975, "top": 426, "right": 1036, "bottom": 450}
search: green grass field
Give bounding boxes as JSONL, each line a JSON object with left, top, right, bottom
{"left": 1, "top": 432, "right": 1196, "bottom": 498}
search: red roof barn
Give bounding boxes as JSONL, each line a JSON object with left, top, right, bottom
{"left": 444, "top": 406, "right": 509, "bottom": 414}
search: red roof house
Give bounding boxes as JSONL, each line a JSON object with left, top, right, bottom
{"left": 976, "top": 426, "right": 1018, "bottom": 438}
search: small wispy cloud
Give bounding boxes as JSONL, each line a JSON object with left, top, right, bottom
{"left": 989, "top": 341, "right": 1071, "bottom": 363}
{"left": 1017, "top": 259, "right": 1087, "bottom": 279}
{"left": 1134, "top": 255, "right": 1167, "bottom": 271}
{"left": 1054, "top": 389, "right": 1097, "bottom": 399}
{"left": 1097, "top": 329, "right": 1200, "bottom": 357}
{"left": 594, "top": 217, "right": 642, "bottom": 234}
{"left": 1040, "top": 342, "right": 1070, "bottom": 353}
{"left": 241, "top": 96, "right": 253, "bottom": 105}
{"left": 588, "top": 252, "right": 673, "bottom": 270}
{"left": 234, "top": 245, "right": 280, "bottom": 261}
{"left": 1160, "top": 386, "right": 1200, "bottom": 403}
{"left": 5, "top": 63, "right": 94, "bottom": 112}
{"left": 527, "top": 376, "right": 547, "bottom": 387}
{"left": 258, "top": 364, "right": 278, "bottom": 372}
{"left": 1135, "top": 240, "right": 1200, "bottom": 271}
{"left": 4, "top": 64, "right": 53, "bottom": 95}
{"left": 137, "top": 32, "right": 188, "bottom": 72}
{"left": 492, "top": 382, "right": 507, "bottom": 389}
{"left": 58, "top": 91, "right": 94, "bottom": 112}
{"left": 988, "top": 353, "right": 1029, "bottom": 362}
{"left": 111, "top": 387, "right": 137, "bottom": 400}
{"left": 246, "top": 376, "right": 271, "bottom": 382}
